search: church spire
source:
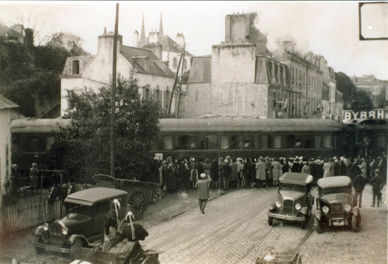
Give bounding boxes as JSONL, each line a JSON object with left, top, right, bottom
{"left": 159, "top": 12, "right": 163, "bottom": 36}
{"left": 140, "top": 14, "right": 145, "bottom": 44}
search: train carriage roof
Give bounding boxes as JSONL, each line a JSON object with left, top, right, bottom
{"left": 10, "top": 118, "right": 71, "bottom": 133}
{"left": 159, "top": 118, "right": 344, "bottom": 133}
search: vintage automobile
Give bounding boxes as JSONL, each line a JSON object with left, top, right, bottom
{"left": 315, "top": 176, "right": 361, "bottom": 233}
{"left": 268, "top": 172, "right": 314, "bottom": 229}
{"left": 34, "top": 187, "right": 128, "bottom": 259}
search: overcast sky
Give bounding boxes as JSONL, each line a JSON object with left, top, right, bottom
{"left": 1, "top": 1, "right": 388, "bottom": 80}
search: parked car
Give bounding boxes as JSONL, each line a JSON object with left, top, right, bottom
{"left": 34, "top": 187, "right": 128, "bottom": 259}
{"left": 314, "top": 176, "right": 361, "bottom": 233}
{"left": 268, "top": 172, "right": 314, "bottom": 229}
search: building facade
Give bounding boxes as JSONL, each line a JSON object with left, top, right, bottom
{"left": 60, "top": 30, "right": 177, "bottom": 117}
{"left": 180, "top": 12, "right": 290, "bottom": 119}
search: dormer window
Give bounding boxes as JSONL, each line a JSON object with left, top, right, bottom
{"left": 72, "top": 60, "right": 80, "bottom": 75}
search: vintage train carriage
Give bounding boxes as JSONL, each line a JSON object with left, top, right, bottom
{"left": 10, "top": 118, "right": 71, "bottom": 184}
{"left": 152, "top": 118, "right": 345, "bottom": 160}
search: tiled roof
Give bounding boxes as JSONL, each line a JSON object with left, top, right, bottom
{"left": 0, "top": 94, "right": 19, "bottom": 110}
{"left": 188, "top": 56, "right": 211, "bottom": 83}
{"left": 120, "top": 46, "right": 174, "bottom": 78}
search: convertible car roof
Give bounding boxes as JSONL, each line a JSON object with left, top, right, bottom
{"left": 64, "top": 187, "right": 127, "bottom": 206}
{"left": 279, "top": 173, "right": 313, "bottom": 185}
{"left": 317, "top": 176, "right": 352, "bottom": 189}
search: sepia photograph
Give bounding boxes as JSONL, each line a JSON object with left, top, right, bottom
{"left": 0, "top": 1, "right": 387, "bottom": 264}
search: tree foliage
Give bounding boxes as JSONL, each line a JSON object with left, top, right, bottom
{"left": 335, "top": 72, "right": 373, "bottom": 111}
{"left": 50, "top": 79, "right": 160, "bottom": 182}
{"left": 0, "top": 31, "right": 85, "bottom": 117}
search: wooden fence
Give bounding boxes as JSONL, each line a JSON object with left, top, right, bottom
{"left": 1, "top": 200, "right": 63, "bottom": 233}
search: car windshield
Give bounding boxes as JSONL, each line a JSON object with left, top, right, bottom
{"left": 64, "top": 203, "right": 92, "bottom": 219}
{"left": 279, "top": 183, "right": 305, "bottom": 193}
{"left": 321, "top": 186, "right": 351, "bottom": 196}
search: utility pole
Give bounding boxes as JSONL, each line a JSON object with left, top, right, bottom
{"left": 110, "top": 3, "right": 119, "bottom": 177}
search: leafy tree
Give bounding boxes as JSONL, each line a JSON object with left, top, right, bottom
{"left": 50, "top": 79, "right": 160, "bottom": 182}
{"left": 373, "top": 87, "right": 387, "bottom": 108}
{"left": 0, "top": 30, "right": 86, "bottom": 117}
{"left": 336, "top": 72, "right": 373, "bottom": 111}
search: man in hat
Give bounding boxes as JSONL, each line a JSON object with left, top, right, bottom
{"left": 195, "top": 173, "right": 212, "bottom": 214}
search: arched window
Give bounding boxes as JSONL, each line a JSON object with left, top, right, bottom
{"left": 173, "top": 57, "right": 178, "bottom": 68}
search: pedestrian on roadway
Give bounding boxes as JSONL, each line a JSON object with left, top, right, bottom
{"left": 195, "top": 173, "right": 212, "bottom": 214}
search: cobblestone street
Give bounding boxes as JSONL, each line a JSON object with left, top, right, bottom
{"left": 0, "top": 185, "right": 386, "bottom": 264}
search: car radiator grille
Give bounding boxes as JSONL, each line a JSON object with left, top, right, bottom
{"left": 282, "top": 199, "right": 294, "bottom": 215}
{"left": 50, "top": 233, "right": 65, "bottom": 247}
{"left": 329, "top": 203, "right": 344, "bottom": 217}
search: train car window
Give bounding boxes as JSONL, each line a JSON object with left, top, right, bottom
{"left": 27, "top": 136, "right": 45, "bottom": 152}
{"left": 321, "top": 134, "right": 333, "bottom": 149}
{"left": 199, "top": 135, "right": 217, "bottom": 149}
{"left": 230, "top": 135, "right": 239, "bottom": 149}
{"left": 46, "top": 136, "right": 55, "bottom": 151}
{"left": 314, "top": 135, "right": 322, "bottom": 148}
{"left": 242, "top": 135, "right": 254, "bottom": 149}
{"left": 304, "top": 135, "right": 314, "bottom": 148}
{"left": 286, "top": 135, "right": 295, "bottom": 148}
{"left": 269, "top": 135, "right": 282, "bottom": 149}
{"left": 177, "top": 136, "right": 197, "bottom": 149}
{"left": 221, "top": 135, "right": 229, "bottom": 150}
{"left": 163, "top": 136, "right": 174, "bottom": 150}
{"left": 255, "top": 136, "right": 262, "bottom": 149}
{"left": 199, "top": 137, "right": 209, "bottom": 149}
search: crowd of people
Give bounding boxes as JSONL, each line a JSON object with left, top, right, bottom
{"left": 150, "top": 153, "right": 387, "bottom": 207}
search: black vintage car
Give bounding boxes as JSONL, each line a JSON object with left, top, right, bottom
{"left": 268, "top": 172, "right": 314, "bottom": 229}
{"left": 34, "top": 187, "right": 128, "bottom": 259}
{"left": 314, "top": 176, "right": 361, "bottom": 233}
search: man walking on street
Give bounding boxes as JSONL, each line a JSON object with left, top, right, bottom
{"left": 195, "top": 173, "right": 212, "bottom": 214}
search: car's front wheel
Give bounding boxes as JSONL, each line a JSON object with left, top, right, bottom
{"left": 351, "top": 214, "right": 361, "bottom": 232}
{"left": 70, "top": 238, "right": 83, "bottom": 260}
{"left": 34, "top": 236, "right": 45, "bottom": 254}
{"left": 268, "top": 216, "right": 274, "bottom": 226}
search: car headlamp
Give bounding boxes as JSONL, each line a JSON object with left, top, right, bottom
{"left": 344, "top": 204, "right": 351, "bottom": 212}
{"left": 275, "top": 201, "right": 281, "bottom": 208}
{"left": 43, "top": 223, "right": 49, "bottom": 231}
{"left": 322, "top": 206, "right": 329, "bottom": 214}
{"left": 263, "top": 254, "right": 275, "bottom": 262}
{"left": 295, "top": 203, "right": 301, "bottom": 211}
{"left": 62, "top": 227, "right": 68, "bottom": 235}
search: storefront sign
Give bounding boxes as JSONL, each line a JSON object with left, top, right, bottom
{"left": 343, "top": 109, "right": 388, "bottom": 121}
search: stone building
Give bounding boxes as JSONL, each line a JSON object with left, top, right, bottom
{"left": 60, "top": 29, "right": 177, "bottom": 117}
{"left": 134, "top": 14, "right": 192, "bottom": 74}
{"left": 180, "top": 12, "right": 290, "bottom": 119}
{"left": 320, "top": 60, "right": 343, "bottom": 120}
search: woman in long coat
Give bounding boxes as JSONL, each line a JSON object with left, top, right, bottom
{"left": 323, "top": 159, "right": 332, "bottom": 178}
{"left": 272, "top": 158, "right": 282, "bottom": 186}
{"left": 255, "top": 158, "right": 267, "bottom": 187}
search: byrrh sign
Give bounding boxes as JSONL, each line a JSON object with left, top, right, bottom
{"left": 343, "top": 109, "right": 388, "bottom": 121}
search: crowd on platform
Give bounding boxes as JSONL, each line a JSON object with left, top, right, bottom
{"left": 149, "top": 153, "right": 387, "bottom": 207}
